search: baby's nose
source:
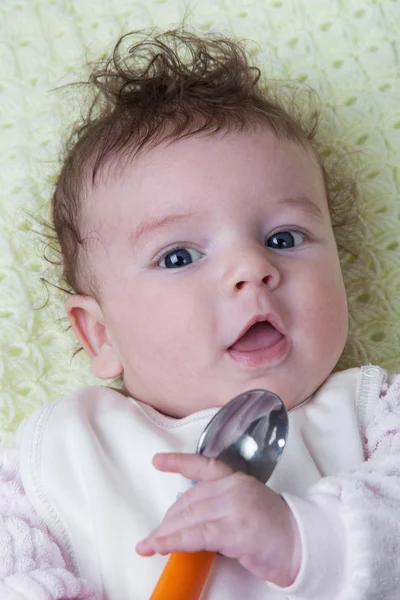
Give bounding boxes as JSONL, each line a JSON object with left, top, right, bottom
{"left": 221, "top": 247, "right": 280, "bottom": 294}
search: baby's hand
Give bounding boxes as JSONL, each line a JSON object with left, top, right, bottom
{"left": 136, "top": 453, "right": 301, "bottom": 587}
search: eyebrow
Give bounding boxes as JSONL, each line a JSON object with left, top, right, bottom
{"left": 130, "top": 213, "right": 198, "bottom": 247}
{"left": 130, "top": 196, "right": 324, "bottom": 247}
{"left": 280, "top": 196, "right": 325, "bottom": 220}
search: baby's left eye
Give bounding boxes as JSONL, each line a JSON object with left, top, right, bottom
{"left": 159, "top": 247, "right": 203, "bottom": 268}
{"left": 266, "top": 230, "right": 305, "bottom": 249}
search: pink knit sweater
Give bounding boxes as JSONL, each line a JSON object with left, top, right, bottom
{"left": 0, "top": 447, "right": 96, "bottom": 599}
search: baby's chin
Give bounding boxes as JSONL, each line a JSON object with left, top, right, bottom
{"left": 119, "top": 372, "right": 319, "bottom": 418}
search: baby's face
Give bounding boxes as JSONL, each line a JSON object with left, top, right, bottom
{"left": 79, "top": 125, "right": 348, "bottom": 416}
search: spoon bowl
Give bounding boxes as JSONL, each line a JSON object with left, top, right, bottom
{"left": 197, "top": 389, "right": 288, "bottom": 482}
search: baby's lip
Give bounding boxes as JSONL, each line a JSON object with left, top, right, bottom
{"left": 228, "top": 313, "right": 285, "bottom": 349}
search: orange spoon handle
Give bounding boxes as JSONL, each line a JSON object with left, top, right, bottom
{"left": 150, "top": 551, "right": 216, "bottom": 600}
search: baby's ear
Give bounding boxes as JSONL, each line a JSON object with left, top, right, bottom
{"left": 65, "top": 295, "right": 123, "bottom": 379}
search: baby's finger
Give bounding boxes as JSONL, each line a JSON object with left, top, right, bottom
{"left": 160, "top": 472, "right": 240, "bottom": 520}
{"left": 145, "top": 490, "right": 227, "bottom": 540}
{"left": 153, "top": 452, "right": 233, "bottom": 481}
{"left": 137, "top": 520, "right": 221, "bottom": 556}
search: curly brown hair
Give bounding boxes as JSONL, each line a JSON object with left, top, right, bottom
{"left": 49, "top": 28, "right": 355, "bottom": 298}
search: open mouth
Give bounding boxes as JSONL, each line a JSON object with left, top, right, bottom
{"left": 229, "top": 321, "right": 284, "bottom": 352}
{"left": 228, "top": 317, "right": 287, "bottom": 366}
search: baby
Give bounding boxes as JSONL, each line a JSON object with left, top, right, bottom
{"left": 2, "top": 29, "right": 400, "bottom": 600}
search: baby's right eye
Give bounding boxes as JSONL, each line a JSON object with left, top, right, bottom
{"left": 158, "top": 247, "right": 203, "bottom": 268}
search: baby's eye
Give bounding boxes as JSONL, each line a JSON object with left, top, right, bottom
{"left": 266, "top": 230, "right": 305, "bottom": 249}
{"left": 158, "top": 247, "right": 203, "bottom": 268}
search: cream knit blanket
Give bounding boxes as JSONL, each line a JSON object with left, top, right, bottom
{"left": 0, "top": 0, "right": 399, "bottom": 445}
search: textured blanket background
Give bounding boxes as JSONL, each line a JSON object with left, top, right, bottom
{"left": 0, "top": 0, "right": 399, "bottom": 445}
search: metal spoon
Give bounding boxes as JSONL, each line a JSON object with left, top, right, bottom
{"left": 150, "top": 389, "right": 288, "bottom": 600}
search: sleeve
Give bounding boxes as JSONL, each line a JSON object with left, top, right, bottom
{"left": 268, "top": 373, "right": 400, "bottom": 600}
{"left": 0, "top": 446, "right": 98, "bottom": 600}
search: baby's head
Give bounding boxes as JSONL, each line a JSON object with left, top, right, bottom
{"left": 52, "top": 30, "right": 350, "bottom": 417}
